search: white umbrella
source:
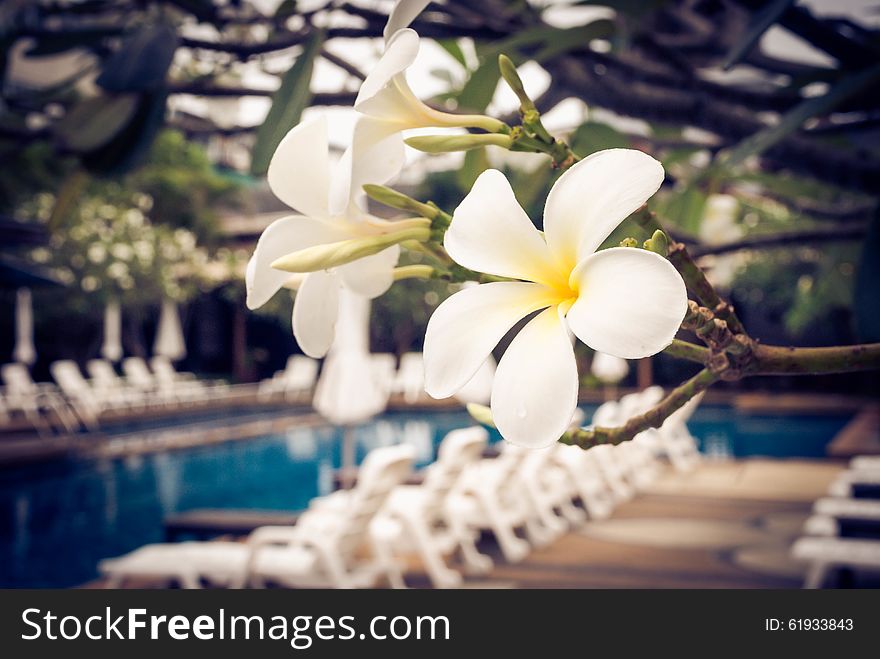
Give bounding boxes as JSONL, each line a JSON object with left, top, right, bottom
{"left": 312, "top": 288, "right": 389, "bottom": 488}
{"left": 592, "top": 351, "right": 629, "bottom": 402}
{"left": 591, "top": 351, "right": 629, "bottom": 384}
{"left": 13, "top": 287, "right": 36, "bottom": 365}
{"left": 153, "top": 299, "right": 186, "bottom": 361}
{"left": 313, "top": 289, "right": 388, "bottom": 424}
{"left": 101, "top": 300, "right": 123, "bottom": 362}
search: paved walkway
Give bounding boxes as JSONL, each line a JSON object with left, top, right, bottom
{"left": 415, "top": 459, "right": 843, "bottom": 588}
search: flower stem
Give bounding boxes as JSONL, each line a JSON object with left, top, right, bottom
{"left": 663, "top": 339, "right": 710, "bottom": 364}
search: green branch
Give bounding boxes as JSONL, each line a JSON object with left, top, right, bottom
{"left": 561, "top": 368, "right": 721, "bottom": 448}
{"left": 663, "top": 339, "right": 710, "bottom": 364}
{"left": 752, "top": 343, "right": 880, "bottom": 375}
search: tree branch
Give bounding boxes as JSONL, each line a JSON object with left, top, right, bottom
{"left": 689, "top": 224, "right": 868, "bottom": 257}
{"left": 320, "top": 48, "right": 366, "bottom": 80}
{"left": 167, "top": 83, "right": 357, "bottom": 106}
{"left": 751, "top": 343, "right": 880, "bottom": 375}
{"left": 561, "top": 368, "right": 721, "bottom": 448}
{"left": 561, "top": 341, "right": 880, "bottom": 449}
{"left": 663, "top": 339, "right": 710, "bottom": 364}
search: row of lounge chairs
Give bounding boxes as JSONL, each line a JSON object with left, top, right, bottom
{"left": 98, "top": 386, "right": 702, "bottom": 589}
{"left": 792, "top": 455, "right": 880, "bottom": 587}
{"left": 258, "top": 352, "right": 427, "bottom": 404}
{"left": 0, "top": 357, "right": 228, "bottom": 434}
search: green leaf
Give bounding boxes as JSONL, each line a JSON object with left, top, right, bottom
{"left": 456, "top": 148, "right": 490, "bottom": 193}
{"left": 854, "top": 212, "right": 880, "bottom": 342}
{"left": 54, "top": 93, "right": 140, "bottom": 152}
{"left": 250, "top": 29, "right": 324, "bottom": 176}
{"left": 718, "top": 62, "right": 880, "bottom": 169}
{"left": 96, "top": 24, "right": 180, "bottom": 92}
{"left": 456, "top": 55, "right": 501, "bottom": 113}
{"left": 570, "top": 121, "right": 628, "bottom": 156}
{"left": 510, "top": 164, "right": 553, "bottom": 216}
{"left": 532, "top": 22, "right": 615, "bottom": 60}
{"left": 659, "top": 186, "right": 707, "bottom": 235}
{"left": 722, "top": 0, "right": 795, "bottom": 70}
{"left": 274, "top": 0, "right": 298, "bottom": 21}
{"left": 437, "top": 39, "right": 467, "bottom": 68}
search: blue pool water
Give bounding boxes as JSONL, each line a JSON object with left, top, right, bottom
{"left": 0, "top": 406, "right": 851, "bottom": 588}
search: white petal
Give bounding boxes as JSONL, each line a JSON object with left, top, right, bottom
{"left": 566, "top": 247, "right": 687, "bottom": 359}
{"left": 491, "top": 307, "right": 578, "bottom": 448}
{"left": 543, "top": 149, "right": 665, "bottom": 269}
{"left": 384, "top": 0, "right": 431, "bottom": 42}
{"left": 293, "top": 270, "right": 340, "bottom": 358}
{"left": 445, "top": 169, "right": 559, "bottom": 284}
{"left": 337, "top": 245, "right": 400, "bottom": 298}
{"left": 331, "top": 117, "right": 406, "bottom": 216}
{"left": 245, "top": 215, "right": 345, "bottom": 310}
{"left": 267, "top": 116, "right": 332, "bottom": 217}
{"left": 355, "top": 29, "right": 438, "bottom": 128}
{"left": 423, "top": 282, "right": 556, "bottom": 398}
{"left": 356, "top": 29, "right": 419, "bottom": 112}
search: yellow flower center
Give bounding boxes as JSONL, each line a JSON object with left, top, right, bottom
{"left": 544, "top": 270, "right": 580, "bottom": 316}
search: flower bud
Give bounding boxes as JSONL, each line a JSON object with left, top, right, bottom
{"left": 363, "top": 184, "right": 439, "bottom": 220}
{"left": 405, "top": 133, "right": 513, "bottom": 154}
{"left": 466, "top": 403, "right": 496, "bottom": 428}
{"left": 643, "top": 229, "right": 669, "bottom": 256}
{"left": 618, "top": 237, "right": 639, "bottom": 248}
{"left": 271, "top": 227, "right": 429, "bottom": 273}
{"left": 498, "top": 54, "right": 535, "bottom": 113}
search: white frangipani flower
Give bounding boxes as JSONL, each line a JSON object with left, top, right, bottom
{"left": 423, "top": 149, "right": 688, "bottom": 448}
{"left": 245, "top": 115, "right": 410, "bottom": 358}
{"left": 355, "top": 0, "right": 505, "bottom": 135}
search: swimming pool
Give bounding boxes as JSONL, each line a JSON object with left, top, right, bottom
{"left": 0, "top": 406, "right": 851, "bottom": 588}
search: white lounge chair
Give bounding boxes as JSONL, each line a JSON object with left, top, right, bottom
{"left": 369, "top": 427, "right": 490, "bottom": 588}
{"left": 49, "top": 360, "right": 107, "bottom": 430}
{"left": 802, "top": 497, "right": 880, "bottom": 538}
{"left": 370, "top": 353, "right": 398, "bottom": 398}
{"left": 828, "top": 470, "right": 880, "bottom": 498}
{"left": 258, "top": 355, "right": 318, "bottom": 402}
{"left": 1, "top": 363, "right": 78, "bottom": 433}
{"left": 150, "top": 356, "right": 223, "bottom": 403}
{"left": 553, "top": 444, "right": 616, "bottom": 520}
{"left": 791, "top": 536, "right": 880, "bottom": 588}
{"left": 86, "top": 359, "right": 153, "bottom": 409}
{"left": 657, "top": 392, "right": 704, "bottom": 472}
{"left": 445, "top": 444, "right": 554, "bottom": 564}
{"left": 850, "top": 456, "right": 880, "bottom": 473}
{"left": 121, "top": 357, "right": 177, "bottom": 405}
{"left": 392, "top": 352, "right": 424, "bottom": 404}
{"left": 99, "top": 444, "right": 416, "bottom": 589}
{"left": 507, "top": 443, "right": 586, "bottom": 534}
